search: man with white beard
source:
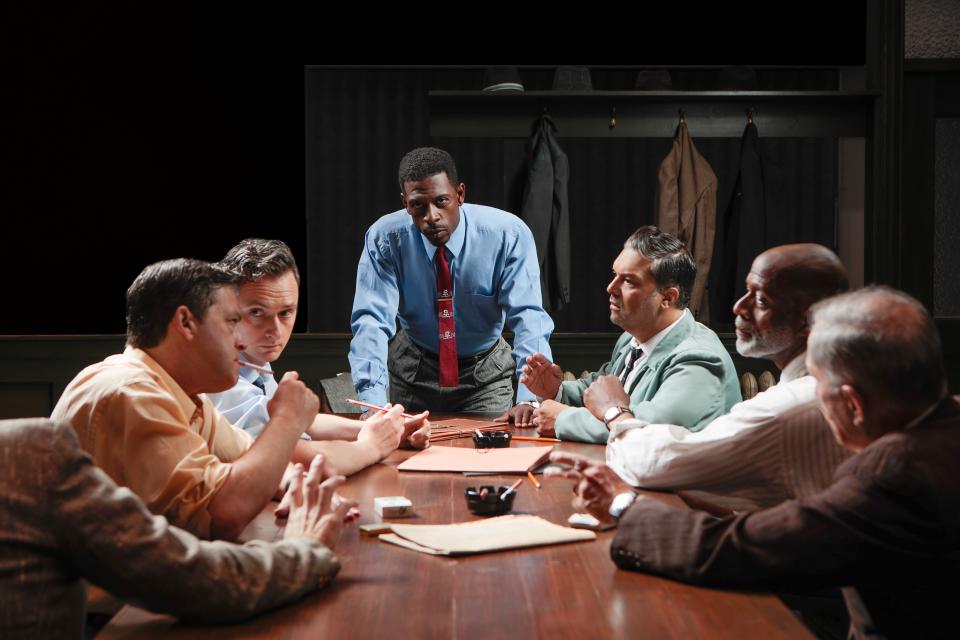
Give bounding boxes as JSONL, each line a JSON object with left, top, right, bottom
{"left": 579, "top": 244, "right": 852, "bottom": 510}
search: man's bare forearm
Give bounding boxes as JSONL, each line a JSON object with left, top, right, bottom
{"left": 306, "top": 414, "right": 363, "bottom": 441}
{"left": 208, "top": 416, "right": 303, "bottom": 539}
{"left": 291, "top": 439, "right": 381, "bottom": 476}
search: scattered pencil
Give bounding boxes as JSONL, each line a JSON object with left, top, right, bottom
{"left": 527, "top": 471, "right": 541, "bottom": 489}
{"left": 429, "top": 424, "right": 504, "bottom": 443}
{"left": 238, "top": 359, "right": 272, "bottom": 375}
{"left": 501, "top": 478, "right": 523, "bottom": 501}
{"left": 344, "top": 398, "right": 414, "bottom": 419}
{"left": 511, "top": 436, "right": 562, "bottom": 443}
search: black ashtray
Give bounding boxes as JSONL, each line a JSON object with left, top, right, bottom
{"left": 472, "top": 430, "right": 512, "bottom": 449}
{"left": 465, "top": 485, "right": 516, "bottom": 516}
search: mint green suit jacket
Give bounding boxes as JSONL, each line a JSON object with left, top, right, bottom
{"left": 555, "top": 311, "right": 742, "bottom": 443}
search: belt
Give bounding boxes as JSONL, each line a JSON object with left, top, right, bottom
{"left": 413, "top": 337, "right": 502, "bottom": 365}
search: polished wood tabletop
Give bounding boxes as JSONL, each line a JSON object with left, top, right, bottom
{"left": 98, "top": 421, "right": 811, "bottom": 640}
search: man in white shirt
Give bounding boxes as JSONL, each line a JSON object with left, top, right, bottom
{"left": 208, "top": 239, "right": 430, "bottom": 477}
{"left": 574, "top": 243, "right": 852, "bottom": 510}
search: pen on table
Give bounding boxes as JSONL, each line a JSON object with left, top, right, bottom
{"left": 344, "top": 398, "right": 414, "bottom": 419}
{"left": 527, "top": 471, "right": 541, "bottom": 489}
{"left": 501, "top": 478, "right": 523, "bottom": 501}
{"left": 511, "top": 436, "right": 562, "bottom": 443}
{"left": 238, "top": 358, "right": 272, "bottom": 375}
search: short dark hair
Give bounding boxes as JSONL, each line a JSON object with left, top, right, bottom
{"left": 623, "top": 226, "right": 697, "bottom": 308}
{"left": 398, "top": 147, "right": 459, "bottom": 187}
{"left": 809, "top": 285, "right": 946, "bottom": 406}
{"left": 126, "top": 258, "right": 239, "bottom": 349}
{"left": 219, "top": 238, "right": 300, "bottom": 285}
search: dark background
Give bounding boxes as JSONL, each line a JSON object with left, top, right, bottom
{"left": 304, "top": 67, "right": 839, "bottom": 332}
{"left": 3, "top": 5, "right": 866, "bottom": 334}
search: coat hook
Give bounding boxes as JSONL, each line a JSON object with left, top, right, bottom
{"left": 609, "top": 106, "right": 617, "bottom": 130}
{"left": 746, "top": 108, "right": 754, "bottom": 124}
{"left": 678, "top": 109, "right": 685, "bottom": 125}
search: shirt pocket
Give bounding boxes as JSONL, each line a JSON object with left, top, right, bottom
{"left": 464, "top": 292, "right": 501, "bottom": 329}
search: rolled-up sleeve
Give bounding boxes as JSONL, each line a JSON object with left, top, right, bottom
{"left": 499, "top": 224, "right": 555, "bottom": 402}
{"left": 349, "top": 228, "right": 401, "bottom": 407}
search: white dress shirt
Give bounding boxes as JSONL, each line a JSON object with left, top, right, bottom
{"left": 620, "top": 311, "right": 687, "bottom": 391}
{"left": 206, "top": 365, "right": 279, "bottom": 439}
{"left": 605, "top": 353, "right": 851, "bottom": 510}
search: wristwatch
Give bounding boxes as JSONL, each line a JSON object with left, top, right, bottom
{"left": 608, "top": 491, "right": 638, "bottom": 520}
{"left": 602, "top": 405, "right": 633, "bottom": 426}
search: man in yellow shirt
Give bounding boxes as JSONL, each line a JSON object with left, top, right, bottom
{"left": 52, "top": 258, "right": 385, "bottom": 540}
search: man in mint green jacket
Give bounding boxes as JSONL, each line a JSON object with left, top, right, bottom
{"left": 525, "top": 226, "right": 741, "bottom": 443}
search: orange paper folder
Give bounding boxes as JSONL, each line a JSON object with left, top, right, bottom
{"left": 397, "top": 445, "right": 553, "bottom": 473}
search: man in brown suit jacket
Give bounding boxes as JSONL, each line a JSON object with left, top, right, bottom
{"left": 0, "top": 419, "right": 356, "bottom": 640}
{"left": 551, "top": 286, "right": 959, "bottom": 639}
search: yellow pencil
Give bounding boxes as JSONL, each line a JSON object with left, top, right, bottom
{"left": 527, "top": 471, "right": 541, "bottom": 489}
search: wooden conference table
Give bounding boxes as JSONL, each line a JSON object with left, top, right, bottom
{"left": 99, "top": 418, "right": 811, "bottom": 640}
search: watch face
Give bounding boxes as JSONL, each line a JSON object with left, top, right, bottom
{"left": 603, "top": 406, "right": 624, "bottom": 423}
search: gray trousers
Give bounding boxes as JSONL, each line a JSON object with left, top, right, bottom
{"left": 387, "top": 329, "right": 514, "bottom": 413}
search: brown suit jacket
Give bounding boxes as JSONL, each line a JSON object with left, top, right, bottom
{"left": 611, "top": 396, "right": 960, "bottom": 639}
{"left": 0, "top": 419, "right": 340, "bottom": 639}
{"left": 656, "top": 121, "right": 717, "bottom": 322}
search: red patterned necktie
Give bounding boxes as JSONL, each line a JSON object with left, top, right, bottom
{"left": 435, "top": 247, "right": 458, "bottom": 387}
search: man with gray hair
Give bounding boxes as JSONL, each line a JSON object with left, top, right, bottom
{"left": 522, "top": 225, "right": 740, "bottom": 442}
{"left": 553, "top": 286, "right": 959, "bottom": 639}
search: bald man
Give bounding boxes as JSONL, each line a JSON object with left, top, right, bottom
{"left": 581, "top": 244, "right": 852, "bottom": 510}
{"left": 553, "top": 286, "right": 960, "bottom": 639}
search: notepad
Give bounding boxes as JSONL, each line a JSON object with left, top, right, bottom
{"left": 380, "top": 514, "right": 596, "bottom": 556}
{"left": 397, "top": 445, "right": 553, "bottom": 473}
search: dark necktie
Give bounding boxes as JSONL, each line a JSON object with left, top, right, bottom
{"left": 618, "top": 347, "right": 644, "bottom": 385}
{"left": 252, "top": 375, "right": 266, "bottom": 395}
{"left": 435, "top": 247, "right": 458, "bottom": 387}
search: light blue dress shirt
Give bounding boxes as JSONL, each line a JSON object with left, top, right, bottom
{"left": 206, "top": 364, "right": 278, "bottom": 439}
{"left": 349, "top": 204, "right": 554, "bottom": 406}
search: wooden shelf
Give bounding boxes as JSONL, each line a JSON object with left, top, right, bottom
{"left": 429, "top": 90, "right": 878, "bottom": 138}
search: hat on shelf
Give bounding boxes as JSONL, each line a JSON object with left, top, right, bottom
{"left": 482, "top": 67, "right": 524, "bottom": 92}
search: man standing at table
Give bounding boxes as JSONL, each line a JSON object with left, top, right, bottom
{"left": 208, "top": 238, "right": 430, "bottom": 463}
{"left": 523, "top": 226, "right": 740, "bottom": 443}
{"left": 551, "top": 287, "right": 960, "bottom": 639}
{"left": 349, "top": 147, "right": 554, "bottom": 425}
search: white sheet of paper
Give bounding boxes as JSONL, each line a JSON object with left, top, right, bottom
{"left": 380, "top": 514, "right": 596, "bottom": 555}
